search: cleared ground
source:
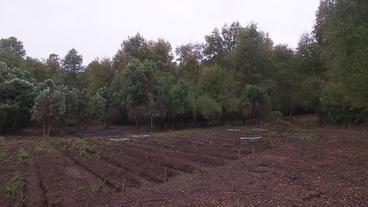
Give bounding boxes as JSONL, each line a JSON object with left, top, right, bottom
{"left": 0, "top": 122, "right": 367, "bottom": 206}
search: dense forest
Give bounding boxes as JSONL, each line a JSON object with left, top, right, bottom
{"left": 0, "top": 0, "right": 367, "bottom": 136}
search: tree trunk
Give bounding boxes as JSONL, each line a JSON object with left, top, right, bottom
{"left": 104, "top": 119, "right": 109, "bottom": 130}
{"left": 135, "top": 115, "right": 139, "bottom": 130}
{"left": 42, "top": 120, "right": 46, "bottom": 137}
{"left": 47, "top": 125, "right": 51, "bottom": 137}
{"left": 192, "top": 113, "right": 197, "bottom": 127}
{"left": 150, "top": 115, "right": 154, "bottom": 129}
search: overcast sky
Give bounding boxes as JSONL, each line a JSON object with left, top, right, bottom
{"left": 0, "top": 0, "right": 320, "bottom": 64}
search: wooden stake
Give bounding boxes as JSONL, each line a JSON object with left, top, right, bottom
{"left": 122, "top": 180, "right": 126, "bottom": 192}
{"left": 165, "top": 167, "right": 168, "bottom": 181}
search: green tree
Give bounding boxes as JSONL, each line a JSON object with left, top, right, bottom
{"left": 241, "top": 85, "right": 270, "bottom": 120}
{"left": 120, "top": 59, "right": 157, "bottom": 129}
{"left": 32, "top": 87, "right": 66, "bottom": 137}
{"left": 21, "top": 57, "right": 48, "bottom": 82}
{"left": 176, "top": 43, "right": 203, "bottom": 83}
{"left": 66, "top": 89, "right": 95, "bottom": 129}
{"left": 46, "top": 54, "right": 62, "bottom": 82}
{"left": 270, "top": 45, "right": 301, "bottom": 115}
{"left": 316, "top": 0, "right": 368, "bottom": 123}
{"left": 204, "top": 22, "right": 241, "bottom": 65}
{"left": 113, "top": 34, "right": 174, "bottom": 72}
{"left": 0, "top": 62, "right": 32, "bottom": 83}
{"left": 113, "top": 33, "right": 147, "bottom": 70}
{"left": 61, "top": 49, "right": 84, "bottom": 88}
{"left": 193, "top": 95, "right": 222, "bottom": 124}
{"left": 0, "top": 78, "right": 35, "bottom": 132}
{"left": 62, "top": 48, "right": 83, "bottom": 72}
{"left": 147, "top": 39, "right": 174, "bottom": 72}
{"left": 95, "top": 87, "right": 113, "bottom": 129}
{"left": 85, "top": 58, "right": 114, "bottom": 93}
{"left": 232, "top": 24, "right": 274, "bottom": 86}
{"left": 0, "top": 37, "right": 25, "bottom": 68}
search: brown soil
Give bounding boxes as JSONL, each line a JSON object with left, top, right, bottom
{"left": 0, "top": 122, "right": 367, "bottom": 206}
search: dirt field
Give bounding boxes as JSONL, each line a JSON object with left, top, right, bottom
{"left": 0, "top": 122, "right": 367, "bottom": 206}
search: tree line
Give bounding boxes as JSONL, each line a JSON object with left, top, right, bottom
{"left": 0, "top": 0, "right": 367, "bottom": 136}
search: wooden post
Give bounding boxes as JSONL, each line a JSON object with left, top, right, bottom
{"left": 165, "top": 167, "right": 168, "bottom": 181}
{"left": 122, "top": 179, "right": 126, "bottom": 192}
{"left": 197, "top": 160, "right": 202, "bottom": 175}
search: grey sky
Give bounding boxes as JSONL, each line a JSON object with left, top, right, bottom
{"left": 0, "top": 0, "right": 320, "bottom": 64}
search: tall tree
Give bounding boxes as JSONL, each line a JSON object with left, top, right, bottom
{"left": 120, "top": 59, "right": 157, "bottom": 129}
{"left": 46, "top": 53, "right": 61, "bottom": 81}
{"left": 0, "top": 37, "right": 26, "bottom": 68}
{"left": 232, "top": 24, "right": 274, "bottom": 86}
{"left": 204, "top": 22, "right": 241, "bottom": 65}
{"left": 21, "top": 57, "right": 48, "bottom": 82}
{"left": 62, "top": 48, "right": 83, "bottom": 73}
{"left": 113, "top": 33, "right": 146, "bottom": 70}
{"left": 176, "top": 43, "right": 203, "bottom": 83}
{"left": 317, "top": 0, "right": 368, "bottom": 123}
{"left": 113, "top": 34, "right": 174, "bottom": 72}
{"left": 85, "top": 58, "right": 114, "bottom": 93}
{"left": 61, "top": 49, "right": 84, "bottom": 88}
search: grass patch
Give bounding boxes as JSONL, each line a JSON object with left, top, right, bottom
{"left": 294, "top": 131, "right": 315, "bottom": 141}
{"left": 351, "top": 146, "right": 368, "bottom": 157}
{"left": 17, "top": 148, "right": 29, "bottom": 164}
{"left": 89, "top": 179, "right": 105, "bottom": 192}
{"left": 0, "top": 151, "right": 7, "bottom": 161}
{"left": 71, "top": 138, "right": 89, "bottom": 156}
{"left": 35, "top": 142, "right": 58, "bottom": 154}
{"left": 73, "top": 179, "right": 105, "bottom": 193}
{"left": 5, "top": 173, "right": 26, "bottom": 201}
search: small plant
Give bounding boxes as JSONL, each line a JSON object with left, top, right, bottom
{"left": 35, "top": 142, "right": 57, "bottom": 154}
{"left": 73, "top": 185, "right": 89, "bottom": 193}
{"left": 73, "top": 179, "right": 105, "bottom": 193}
{"left": 351, "top": 146, "right": 368, "bottom": 157}
{"left": 89, "top": 179, "right": 105, "bottom": 193}
{"left": 5, "top": 173, "right": 26, "bottom": 201}
{"left": 17, "top": 148, "right": 29, "bottom": 164}
{"left": 0, "top": 151, "right": 7, "bottom": 161}
{"left": 72, "top": 138, "right": 89, "bottom": 156}
{"left": 269, "top": 111, "right": 282, "bottom": 126}
{"left": 295, "top": 131, "right": 315, "bottom": 141}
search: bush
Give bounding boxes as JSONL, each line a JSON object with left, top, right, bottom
{"left": 242, "top": 84, "right": 270, "bottom": 119}
{"left": 269, "top": 111, "right": 282, "bottom": 124}
{"left": 194, "top": 95, "right": 222, "bottom": 121}
{"left": 0, "top": 78, "right": 35, "bottom": 133}
{"left": 319, "top": 82, "right": 368, "bottom": 124}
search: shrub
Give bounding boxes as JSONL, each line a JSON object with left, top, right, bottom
{"left": 0, "top": 78, "right": 35, "bottom": 133}
{"left": 193, "top": 95, "right": 222, "bottom": 121}
{"left": 269, "top": 111, "right": 282, "bottom": 124}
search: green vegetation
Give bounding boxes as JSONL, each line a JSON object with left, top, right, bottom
{"left": 269, "top": 111, "right": 282, "bottom": 125}
{"left": 17, "top": 148, "right": 29, "bottom": 164}
{"left": 0, "top": 151, "right": 7, "bottom": 160}
{"left": 35, "top": 142, "right": 57, "bottom": 154}
{"left": 5, "top": 173, "right": 26, "bottom": 201}
{"left": 295, "top": 131, "right": 315, "bottom": 142}
{"left": 74, "top": 179, "right": 105, "bottom": 193}
{"left": 89, "top": 179, "right": 106, "bottom": 193}
{"left": 0, "top": 0, "right": 367, "bottom": 134}
{"left": 70, "top": 139, "right": 89, "bottom": 156}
